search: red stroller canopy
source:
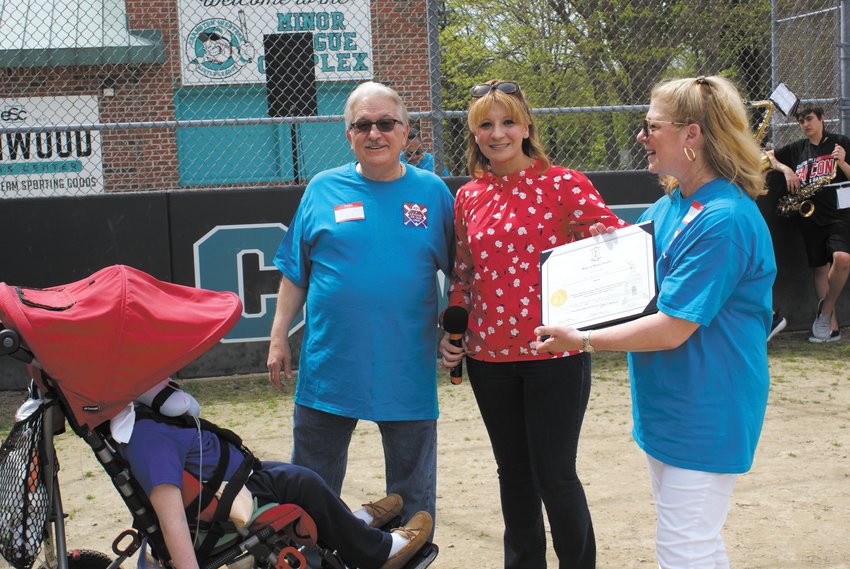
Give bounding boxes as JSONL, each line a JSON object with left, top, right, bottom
{"left": 0, "top": 265, "right": 242, "bottom": 432}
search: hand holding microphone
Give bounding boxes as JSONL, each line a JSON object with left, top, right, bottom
{"left": 442, "top": 306, "right": 469, "bottom": 385}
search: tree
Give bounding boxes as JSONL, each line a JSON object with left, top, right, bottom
{"left": 440, "top": 0, "right": 772, "bottom": 170}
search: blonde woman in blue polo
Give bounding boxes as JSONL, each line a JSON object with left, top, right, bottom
{"left": 535, "top": 75, "right": 775, "bottom": 568}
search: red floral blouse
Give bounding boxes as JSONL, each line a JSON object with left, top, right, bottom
{"left": 448, "top": 162, "right": 626, "bottom": 361}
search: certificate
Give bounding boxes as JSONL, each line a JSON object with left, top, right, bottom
{"left": 540, "top": 222, "right": 658, "bottom": 330}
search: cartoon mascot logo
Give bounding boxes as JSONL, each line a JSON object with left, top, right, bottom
{"left": 187, "top": 11, "right": 255, "bottom": 80}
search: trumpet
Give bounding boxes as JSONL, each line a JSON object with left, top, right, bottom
{"left": 775, "top": 159, "right": 837, "bottom": 218}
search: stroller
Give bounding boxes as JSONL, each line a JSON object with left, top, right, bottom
{"left": 0, "top": 265, "right": 438, "bottom": 569}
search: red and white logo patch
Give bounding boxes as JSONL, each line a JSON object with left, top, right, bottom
{"left": 673, "top": 201, "right": 704, "bottom": 239}
{"left": 334, "top": 202, "right": 365, "bottom": 223}
{"left": 403, "top": 202, "right": 428, "bottom": 228}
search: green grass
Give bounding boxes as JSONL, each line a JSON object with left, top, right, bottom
{"left": 179, "top": 374, "right": 279, "bottom": 406}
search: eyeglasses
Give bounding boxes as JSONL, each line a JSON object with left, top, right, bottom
{"left": 471, "top": 82, "right": 520, "bottom": 98}
{"left": 641, "top": 118, "right": 689, "bottom": 138}
{"left": 349, "top": 118, "right": 403, "bottom": 133}
{"left": 405, "top": 149, "right": 424, "bottom": 159}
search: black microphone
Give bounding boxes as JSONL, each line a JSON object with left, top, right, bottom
{"left": 443, "top": 306, "right": 469, "bottom": 385}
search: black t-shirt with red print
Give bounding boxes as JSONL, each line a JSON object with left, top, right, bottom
{"left": 774, "top": 130, "right": 850, "bottom": 226}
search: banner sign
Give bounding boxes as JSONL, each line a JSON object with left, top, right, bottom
{"left": 177, "top": 0, "right": 373, "bottom": 86}
{"left": 0, "top": 96, "right": 104, "bottom": 198}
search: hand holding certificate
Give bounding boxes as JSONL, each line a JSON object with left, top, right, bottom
{"left": 540, "top": 222, "right": 658, "bottom": 330}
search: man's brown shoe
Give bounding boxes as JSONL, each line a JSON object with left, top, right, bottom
{"left": 380, "top": 511, "right": 432, "bottom": 569}
{"left": 362, "top": 494, "right": 403, "bottom": 528}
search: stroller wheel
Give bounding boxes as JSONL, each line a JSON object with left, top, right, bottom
{"left": 38, "top": 549, "right": 113, "bottom": 569}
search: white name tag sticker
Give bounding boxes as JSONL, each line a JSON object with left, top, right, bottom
{"left": 334, "top": 202, "right": 365, "bottom": 223}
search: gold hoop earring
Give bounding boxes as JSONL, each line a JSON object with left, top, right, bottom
{"left": 683, "top": 147, "right": 696, "bottom": 162}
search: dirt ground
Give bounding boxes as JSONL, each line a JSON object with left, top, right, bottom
{"left": 1, "top": 330, "right": 848, "bottom": 568}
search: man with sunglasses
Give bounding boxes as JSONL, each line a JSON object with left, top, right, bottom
{"left": 401, "top": 129, "right": 449, "bottom": 176}
{"left": 267, "top": 81, "right": 454, "bottom": 530}
{"left": 768, "top": 104, "right": 850, "bottom": 342}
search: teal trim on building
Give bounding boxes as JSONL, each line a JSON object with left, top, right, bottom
{"left": 0, "top": 30, "right": 165, "bottom": 68}
{"left": 175, "top": 85, "right": 283, "bottom": 186}
{"left": 174, "top": 82, "right": 356, "bottom": 187}
{"left": 0, "top": 0, "right": 165, "bottom": 68}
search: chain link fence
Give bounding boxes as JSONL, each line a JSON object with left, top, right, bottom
{"left": 0, "top": 0, "right": 844, "bottom": 198}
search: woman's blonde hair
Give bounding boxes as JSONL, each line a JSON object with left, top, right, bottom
{"left": 651, "top": 75, "right": 765, "bottom": 199}
{"left": 465, "top": 81, "right": 550, "bottom": 178}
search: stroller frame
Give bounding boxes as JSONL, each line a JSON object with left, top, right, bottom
{"left": 0, "top": 266, "right": 438, "bottom": 569}
{"left": 22, "top": 368, "right": 338, "bottom": 569}
{"left": 0, "top": 336, "right": 121, "bottom": 569}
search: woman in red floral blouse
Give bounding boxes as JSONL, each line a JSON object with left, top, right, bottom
{"left": 440, "top": 80, "right": 625, "bottom": 569}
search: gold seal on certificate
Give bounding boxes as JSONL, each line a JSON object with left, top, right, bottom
{"left": 540, "top": 222, "right": 658, "bottom": 330}
{"left": 550, "top": 289, "right": 567, "bottom": 307}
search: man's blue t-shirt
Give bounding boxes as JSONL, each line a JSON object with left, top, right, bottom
{"left": 628, "top": 179, "right": 776, "bottom": 474}
{"left": 274, "top": 163, "right": 454, "bottom": 421}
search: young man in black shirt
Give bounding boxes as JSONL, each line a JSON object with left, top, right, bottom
{"left": 768, "top": 105, "right": 850, "bottom": 342}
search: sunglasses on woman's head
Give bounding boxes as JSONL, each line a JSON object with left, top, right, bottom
{"left": 349, "top": 118, "right": 403, "bottom": 133}
{"left": 471, "top": 82, "right": 520, "bottom": 98}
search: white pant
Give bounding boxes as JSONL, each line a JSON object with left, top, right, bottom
{"left": 646, "top": 454, "right": 738, "bottom": 569}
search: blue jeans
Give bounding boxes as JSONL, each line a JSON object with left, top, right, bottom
{"left": 291, "top": 404, "right": 437, "bottom": 527}
{"left": 467, "top": 355, "right": 595, "bottom": 569}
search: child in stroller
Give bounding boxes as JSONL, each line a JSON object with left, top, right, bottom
{"left": 0, "top": 265, "right": 438, "bottom": 569}
{"left": 121, "top": 400, "right": 432, "bottom": 569}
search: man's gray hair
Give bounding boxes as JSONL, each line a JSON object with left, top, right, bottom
{"left": 343, "top": 81, "right": 409, "bottom": 129}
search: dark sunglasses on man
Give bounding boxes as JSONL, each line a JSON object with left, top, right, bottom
{"left": 349, "top": 118, "right": 403, "bottom": 133}
{"left": 404, "top": 149, "right": 424, "bottom": 160}
{"left": 470, "top": 82, "right": 520, "bottom": 98}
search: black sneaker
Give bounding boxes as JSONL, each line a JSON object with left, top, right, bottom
{"left": 767, "top": 312, "right": 787, "bottom": 342}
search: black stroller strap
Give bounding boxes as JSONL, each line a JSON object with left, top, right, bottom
{"left": 193, "top": 450, "right": 255, "bottom": 562}
{"left": 130, "top": 407, "right": 264, "bottom": 564}
{"left": 131, "top": 407, "right": 261, "bottom": 564}
{"left": 148, "top": 381, "right": 180, "bottom": 415}
{"left": 85, "top": 426, "right": 171, "bottom": 565}
{"left": 134, "top": 407, "right": 249, "bottom": 454}
{"left": 184, "top": 440, "right": 230, "bottom": 525}
{"left": 131, "top": 410, "right": 231, "bottom": 524}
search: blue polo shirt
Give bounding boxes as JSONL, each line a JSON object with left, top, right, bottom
{"left": 274, "top": 163, "right": 454, "bottom": 421}
{"left": 628, "top": 179, "right": 776, "bottom": 473}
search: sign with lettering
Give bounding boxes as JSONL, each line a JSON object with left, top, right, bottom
{"left": 177, "top": 0, "right": 373, "bottom": 86}
{"left": 0, "top": 96, "right": 103, "bottom": 197}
